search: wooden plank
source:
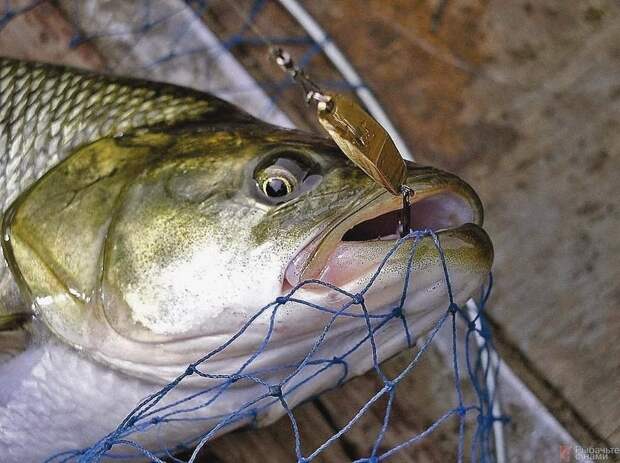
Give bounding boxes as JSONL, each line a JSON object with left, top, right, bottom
{"left": 196, "top": 402, "right": 353, "bottom": 462}
{"left": 0, "top": 1, "right": 103, "bottom": 69}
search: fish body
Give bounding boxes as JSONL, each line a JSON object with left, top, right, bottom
{"left": 0, "top": 58, "right": 493, "bottom": 461}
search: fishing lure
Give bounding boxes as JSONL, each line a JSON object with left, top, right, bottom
{"left": 272, "top": 48, "right": 414, "bottom": 236}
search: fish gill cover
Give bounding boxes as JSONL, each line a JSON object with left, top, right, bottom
{"left": 0, "top": 1, "right": 505, "bottom": 462}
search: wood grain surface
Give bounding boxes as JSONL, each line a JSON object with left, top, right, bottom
{"left": 302, "top": 0, "right": 620, "bottom": 447}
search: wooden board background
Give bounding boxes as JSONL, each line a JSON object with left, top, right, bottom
{"left": 1, "top": 0, "right": 618, "bottom": 461}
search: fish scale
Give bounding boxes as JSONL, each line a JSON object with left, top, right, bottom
{"left": 0, "top": 58, "right": 224, "bottom": 210}
{"left": 0, "top": 57, "right": 232, "bottom": 312}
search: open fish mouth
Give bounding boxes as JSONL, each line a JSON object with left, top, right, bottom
{"left": 284, "top": 167, "right": 488, "bottom": 290}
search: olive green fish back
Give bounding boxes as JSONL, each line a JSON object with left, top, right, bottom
{"left": 0, "top": 57, "right": 249, "bottom": 318}
{"left": 0, "top": 58, "right": 251, "bottom": 209}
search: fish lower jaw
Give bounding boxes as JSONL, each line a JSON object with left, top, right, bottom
{"left": 284, "top": 224, "right": 492, "bottom": 294}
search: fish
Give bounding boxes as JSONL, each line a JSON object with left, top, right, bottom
{"left": 0, "top": 57, "right": 493, "bottom": 462}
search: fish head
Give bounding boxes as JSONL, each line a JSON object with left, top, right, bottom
{"left": 2, "top": 123, "right": 492, "bottom": 382}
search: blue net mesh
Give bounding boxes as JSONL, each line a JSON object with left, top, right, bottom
{"left": 1, "top": 1, "right": 506, "bottom": 461}
{"left": 41, "top": 230, "right": 501, "bottom": 463}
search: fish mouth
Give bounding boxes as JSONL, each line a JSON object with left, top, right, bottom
{"left": 284, "top": 166, "right": 488, "bottom": 290}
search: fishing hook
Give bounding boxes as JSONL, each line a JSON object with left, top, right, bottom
{"left": 400, "top": 185, "right": 414, "bottom": 238}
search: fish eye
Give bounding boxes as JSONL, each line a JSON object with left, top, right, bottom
{"left": 261, "top": 175, "right": 295, "bottom": 198}
{"left": 254, "top": 153, "right": 320, "bottom": 203}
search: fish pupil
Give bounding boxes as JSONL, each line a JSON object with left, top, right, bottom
{"left": 265, "top": 178, "right": 290, "bottom": 197}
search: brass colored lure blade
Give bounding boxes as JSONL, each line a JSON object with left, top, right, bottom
{"left": 317, "top": 93, "right": 407, "bottom": 195}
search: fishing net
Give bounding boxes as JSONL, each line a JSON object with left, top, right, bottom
{"left": 0, "top": 1, "right": 506, "bottom": 462}
{"left": 45, "top": 231, "right": 500, "bottom": 463}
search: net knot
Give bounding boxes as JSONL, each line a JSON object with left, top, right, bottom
{"left": 268, "top": 384, "right": 283, "bottom": 398}
{"left": 457, "top": 406, "right": 467, "bottom": 417}
{"left": 391, "top": 306, "right": 403, "bottom": 318}
{"left": 351, "top": 293, "right": 364, "bottom": 305}
{"left": 384, "top": 380, "right": 396, "bottom": 392}
{"left": 275, "top": 296, "right": 288, "bottom": 305}
{"left": 229, "top": 373, "right": 241, "bottom": 383}
{"left": 448, "top": 302, "right": 459, "bottom": 314}
{"left": 468, "top": 321, "right": 477, "bottom": 331}
{"left": 185, "top": 365, "right": 196, "bottom": 376}
{"left": 150, "top": 417, "right": 162, "bottom": 425}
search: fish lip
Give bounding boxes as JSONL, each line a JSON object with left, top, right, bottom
{"left": 283, "top": 166, "right": 485, "bottom": 290}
